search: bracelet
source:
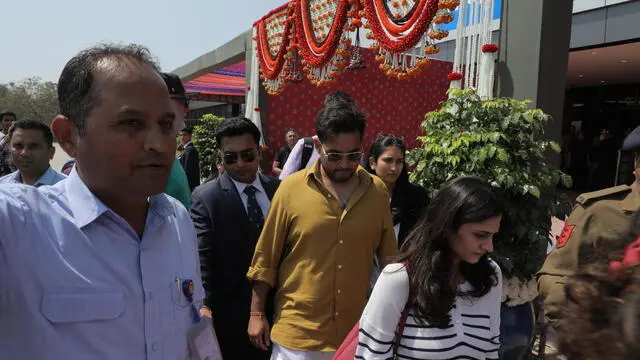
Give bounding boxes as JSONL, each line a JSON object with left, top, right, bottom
{"left": 250, "top": 312, "right": 265, "bottom": 317}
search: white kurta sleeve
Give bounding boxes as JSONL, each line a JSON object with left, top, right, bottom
{"left": 355, "top": 263, "right": 409, "bottom": 359}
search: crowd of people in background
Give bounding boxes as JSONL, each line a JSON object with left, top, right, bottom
{"left": 1, "top": 42, "right": 640, "bottom": 360}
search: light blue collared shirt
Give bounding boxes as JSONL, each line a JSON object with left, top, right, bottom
{"left": 0, "top": 166, "right": 67, "bottom": 187}
{"left": 0, "top": 169, "right": 204, "bottom": 360}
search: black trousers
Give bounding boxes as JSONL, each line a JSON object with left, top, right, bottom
{"left": 213, "top": 315, "right": 271, "bottom": 360}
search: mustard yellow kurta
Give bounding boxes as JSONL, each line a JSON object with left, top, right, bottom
{"left": 247, "top": 161, "right": 398, "bottom": 351}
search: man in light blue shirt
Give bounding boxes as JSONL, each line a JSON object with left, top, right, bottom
{"left": 0, "top": 44, "right": 209, "bottom": 360}
{"left": 0, "top": 119, "right": 66, "bottom": 187}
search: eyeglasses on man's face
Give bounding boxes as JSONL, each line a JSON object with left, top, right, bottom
{"left": 223, "top": 149, "right": 257, "bottom": 165}
{"left": 320, "top": 146, "right": 362, "bottom": 163}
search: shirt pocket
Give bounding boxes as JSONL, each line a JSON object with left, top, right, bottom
{"left": 40, "top": 290, "right": 125, "bottom": 323}
{"left": 170, "top": 277, "right": 205, "bottom": 310}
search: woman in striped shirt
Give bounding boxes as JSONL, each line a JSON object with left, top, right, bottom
{"left": 356, "top": 176, "right": 503, "bottom": 360}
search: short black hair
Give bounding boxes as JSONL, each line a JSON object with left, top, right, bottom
{"left": 57, "top": 43, "right": 160, "bottom": 134}
{"left": 323, "top": 91, "right": 355, "bottom": 107}
{"left": 315, "top": 101, "right": 366, "bottom": 142}
{"left": 0, "top": 110, "right": 16, "bottom": 120}
{"left": 180, "top": 127, "right": 193, "bottom": 135}
{"left": 9, "top": 120, "right": 54, "bottom": 147}
{"left": 215, "top": 117, "right": 261, "bottom": 147}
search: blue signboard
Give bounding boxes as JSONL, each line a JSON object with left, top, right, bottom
{"left": 440, "top": 0, "right": 502, "bottom": 31}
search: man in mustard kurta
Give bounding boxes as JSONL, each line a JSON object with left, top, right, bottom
{"left": 246, "top": 96, "right": 398, "bottom": 359}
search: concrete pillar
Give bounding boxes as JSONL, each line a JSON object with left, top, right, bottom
{"left": 496, "top": 0, "right": 573, "bottom": 167}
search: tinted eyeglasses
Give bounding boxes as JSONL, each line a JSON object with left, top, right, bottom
{"left": 223, "top": 149, "right": 257, "bottom": 165}
{"left": 320, "top": 146, "right": 363, "bottom": 163}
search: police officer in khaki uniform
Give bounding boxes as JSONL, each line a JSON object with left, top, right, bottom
{"left": 538, "top": 125, "right": 640, "bottom": 323}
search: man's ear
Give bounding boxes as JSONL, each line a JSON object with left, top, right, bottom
{"left": 51, "top": 115, "right": 79, "bottom": 159}
{"left": 313, "top": 137, "right": 322, "bottom": 152}
{"left": 48, "top": 145, "right": 56, "bottom": 160}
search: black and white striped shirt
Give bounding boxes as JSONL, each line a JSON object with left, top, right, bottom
{"left": 356, "top": 262, "right": 502, "bottom": 360}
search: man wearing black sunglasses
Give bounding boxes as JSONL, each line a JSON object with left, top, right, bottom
{"left": 190, "top": 117, "right": 279, "bottom": 360}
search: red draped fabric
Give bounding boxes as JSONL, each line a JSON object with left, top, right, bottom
{"left": 265, "top": 50, "right": 452, "bottom": 161}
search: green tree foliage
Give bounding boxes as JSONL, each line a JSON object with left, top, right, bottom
{"left": 192, "top": 114, "right": 224, "bottom": 179}
{"left": 0, "top": 77, "right": 58, "bottom": 124}
{"left": 407, "top": 88, "right": 573, "bottom": 280}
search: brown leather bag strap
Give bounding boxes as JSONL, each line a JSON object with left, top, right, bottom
{"left": 392, "top": 262, "right": 412, "bottom": 358}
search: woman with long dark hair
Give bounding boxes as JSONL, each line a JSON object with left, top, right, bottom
{"left": 355, "top": 176, "right": 504, "bottom": 359}
{"left": 365, "top": 135, "right": 429, "bottom": 247}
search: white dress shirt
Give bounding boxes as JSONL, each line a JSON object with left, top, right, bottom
{"left": 230, "top": 174, "right": 271, "bottom": 218}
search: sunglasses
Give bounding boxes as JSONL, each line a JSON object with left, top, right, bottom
{"left": 320, "top": 146, "right": 363, "bottom": 163}
{"left": 223, "top": 149, "right": 257, "bottom": 165}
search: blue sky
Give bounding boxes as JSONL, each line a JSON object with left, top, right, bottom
{"left": 1, "top": 0, "right": 285, "bottom": 83}
{"left": 2, "top": 0, "right": 504, "bottom": 84}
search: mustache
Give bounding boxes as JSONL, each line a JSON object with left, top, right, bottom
{"left": 137, "top": 156, "right": 171, "bottom": 167}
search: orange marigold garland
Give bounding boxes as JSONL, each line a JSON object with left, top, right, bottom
{"left": 363, "top": 0, "right": 444, "bottom": 79}
{"left": 362, "top": 0, "right": 440, "bottom": 53}
{"left": 438, "top": 0, "right": 460, "bottom": 11}
{"left": 427, "top": 1, "right": 455, "bottom": 43}
{"left": 254, "top": 4, "right": 295, "bottom": 94}
{"left": 293, "top": 0, "right": 355, "bottom": 86}
{"left": 424, "top": 44, "right": 440, "bottom": 55}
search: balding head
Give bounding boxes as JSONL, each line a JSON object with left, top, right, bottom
{"left": 57, "top": 43, "right": 161, "bottom": 134}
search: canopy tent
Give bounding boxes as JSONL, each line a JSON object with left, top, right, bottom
{"left": 183, "top": 61, "right": 246, "bottom": 104}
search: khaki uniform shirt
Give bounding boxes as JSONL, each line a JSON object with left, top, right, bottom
{"left": 538, "top": 182, "right": 640, "bottom": 321}
{"left": 247, "top": 161, "right": 398, "bottom": 351}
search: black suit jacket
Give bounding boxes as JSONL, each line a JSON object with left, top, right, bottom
{"left": 190, "top": 172, "right": 280, "bottom": 321}
{"left": 180, "top": 142, "right": 200, "bottom": 191}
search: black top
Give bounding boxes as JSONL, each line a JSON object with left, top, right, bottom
{"left": 275, "top": 146, "right": 292, "bottom": 167}
{"left": 391, "top": 182, "right": 430, "bottom": 247}
{"left": 179, "top": 142, "right": 200, "bottom": 191}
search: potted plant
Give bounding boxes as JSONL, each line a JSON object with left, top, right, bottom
{"left": 192, "top": 113, "right": 224, "bottom": 181}
{"left": 407, "top": 88, "right": 572, "bottom": 359}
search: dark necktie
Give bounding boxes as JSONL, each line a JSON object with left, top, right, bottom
{"left": 243, "top": 185, "right": 264, "bottom": 233}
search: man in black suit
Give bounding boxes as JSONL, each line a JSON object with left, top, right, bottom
{"left": 191, "top": 117, "right": 279, "bottom": 360}
{"left": 179, "top": 127, "right": 200, "bottom": 191}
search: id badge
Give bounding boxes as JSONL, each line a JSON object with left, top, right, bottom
{"left": 188, "top": 316, "right": 223, "bottom": 360}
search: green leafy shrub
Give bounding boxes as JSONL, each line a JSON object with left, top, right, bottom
{"left": 192, "top": 114, "right": 224, "bottom": 180}
{"left": 407, "top": 88, "right": 572, "bottom": 281}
